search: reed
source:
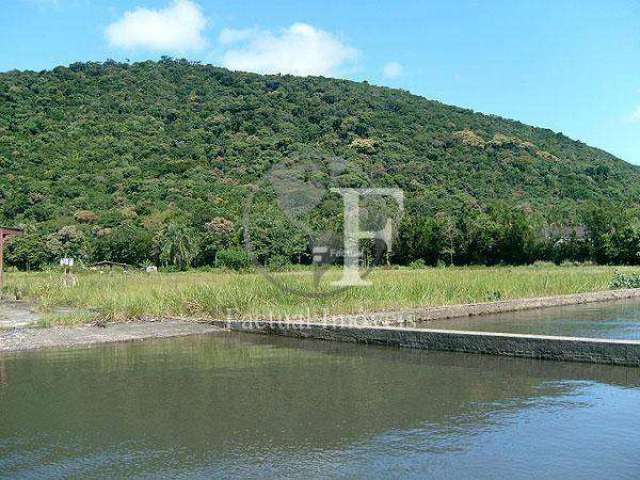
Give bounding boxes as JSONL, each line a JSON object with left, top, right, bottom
{"left": 4, "top": 265, "right": 628, "bottom": 325}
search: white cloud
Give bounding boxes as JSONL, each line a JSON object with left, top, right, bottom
{"left": 221, "top": 23, "right": 358, "bottom": 77}
{"left": 106, "top": 0, "right": 208, "bottom": 52}
{"left": 382, "top": 62, "right": 403, "bottom": 79}
{"left": 629, "top": 106, "right": 640, "bottom": 123}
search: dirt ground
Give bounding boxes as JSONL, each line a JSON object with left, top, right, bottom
{"left": 0, "top": 301, "right": 41, "bottom": 329}
{"left": 0, "top": 316, "right": 222, "bottom": 354}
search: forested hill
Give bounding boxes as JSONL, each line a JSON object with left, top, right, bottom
{"left": 1, "top": 59, "right": 639, "bottom": 269}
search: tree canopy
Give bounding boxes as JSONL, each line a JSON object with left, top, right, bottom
{"left": 2, "top": 59, "right": 640, "bottom": 268}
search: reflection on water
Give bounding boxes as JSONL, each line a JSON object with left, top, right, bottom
{"left": 430, "top": 299, "right": 640, "bottom": 340}
{"left": 1, "top": 333, "right": 640, "bottom": 479}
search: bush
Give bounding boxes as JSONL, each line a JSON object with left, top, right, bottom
{"left": 215, "top": 249, "right": 251, "bottom": 270}
{"left": 267, "top": 255, "right": 291, "bottom": 272}
{"left": 609, "top": 271, "right": 640, "bottom": 289}
{"left": 408, "top": 259, "right": 426, "bottom": 269}
{"left": 6, "top": 232, "right": 48, "bottom": 270}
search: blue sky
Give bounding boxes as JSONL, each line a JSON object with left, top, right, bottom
{"left": 2, "top": 0, "right": 639, "bottom": 164}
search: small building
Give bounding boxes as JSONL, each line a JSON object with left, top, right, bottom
{"left": 94, "top": 261, "right": 129, "bottom": 272}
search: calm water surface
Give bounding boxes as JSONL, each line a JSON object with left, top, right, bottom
{"left": 1, "top": 333, "right": 640, "bottom": 479}
{"left": 432, "top": 299, "right": 640, "bottom": 339}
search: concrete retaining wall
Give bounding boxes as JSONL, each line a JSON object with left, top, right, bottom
{"left": 216, "top": 320, "right": 640, "bottom": 367}
{"left": 330, "top": 288, "right": 640, "bottom": 326}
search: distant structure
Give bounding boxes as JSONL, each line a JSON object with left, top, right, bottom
{"left": 0, "top": 227, "right": 24, "bottom": 290}
{"left": 94, "top": 261, "right": 129, "bottom": 272}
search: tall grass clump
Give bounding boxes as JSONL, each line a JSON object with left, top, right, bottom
{"left": 5, "top": 265, "right": 622, "bottom": 325}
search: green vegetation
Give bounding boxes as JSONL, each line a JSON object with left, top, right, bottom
{"left": 5, "top": 266, "right": 628, "bottom": 324}
{"left": 2, "top": 59, "right": 640, "bottom": 269}
{"left": 609, "top": 271, "right": 640, "bottom": 290}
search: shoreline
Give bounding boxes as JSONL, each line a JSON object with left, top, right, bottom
{"left": 1, "top": 287, "right": 640, "bottom": 354}
{"left": 0, "top": 320, "right": 222, "bottom": 354}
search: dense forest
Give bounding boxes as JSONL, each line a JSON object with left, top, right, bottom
{"left": 2, "top": 58, "right": 640, "bottom": 270}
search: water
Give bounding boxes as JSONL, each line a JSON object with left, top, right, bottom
{"left": 1, "top": 333, "right": 640, "bottom": 479}
{"left": 430, "top": 299, "right": 640, "bottom": 340}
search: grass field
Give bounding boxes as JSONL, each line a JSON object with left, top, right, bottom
{"left": 1, "top": 265, "right": 633, "bottom": 325}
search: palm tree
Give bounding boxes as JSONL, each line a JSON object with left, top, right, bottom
{"left": 157, "top": 223, "right": 200, "bottom": 270}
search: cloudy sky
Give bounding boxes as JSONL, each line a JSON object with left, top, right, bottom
{"left": 2, "top": 0, "right": 639, "bottom": 164}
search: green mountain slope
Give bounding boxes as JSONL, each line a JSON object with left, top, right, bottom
{"left": 1, "top": 59, "right": 638, "bottom": 268}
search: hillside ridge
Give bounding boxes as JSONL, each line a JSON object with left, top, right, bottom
{"left": 1, "top": 59, "right": 638, "bottom": 268}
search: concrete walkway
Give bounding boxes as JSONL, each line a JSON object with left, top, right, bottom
{"left": 216, "top": 320, "right": 640, "bottom": 367}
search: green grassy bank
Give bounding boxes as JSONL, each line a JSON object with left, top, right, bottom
{"left": 1, "top": 265, "right": 632, "bottom": 325}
